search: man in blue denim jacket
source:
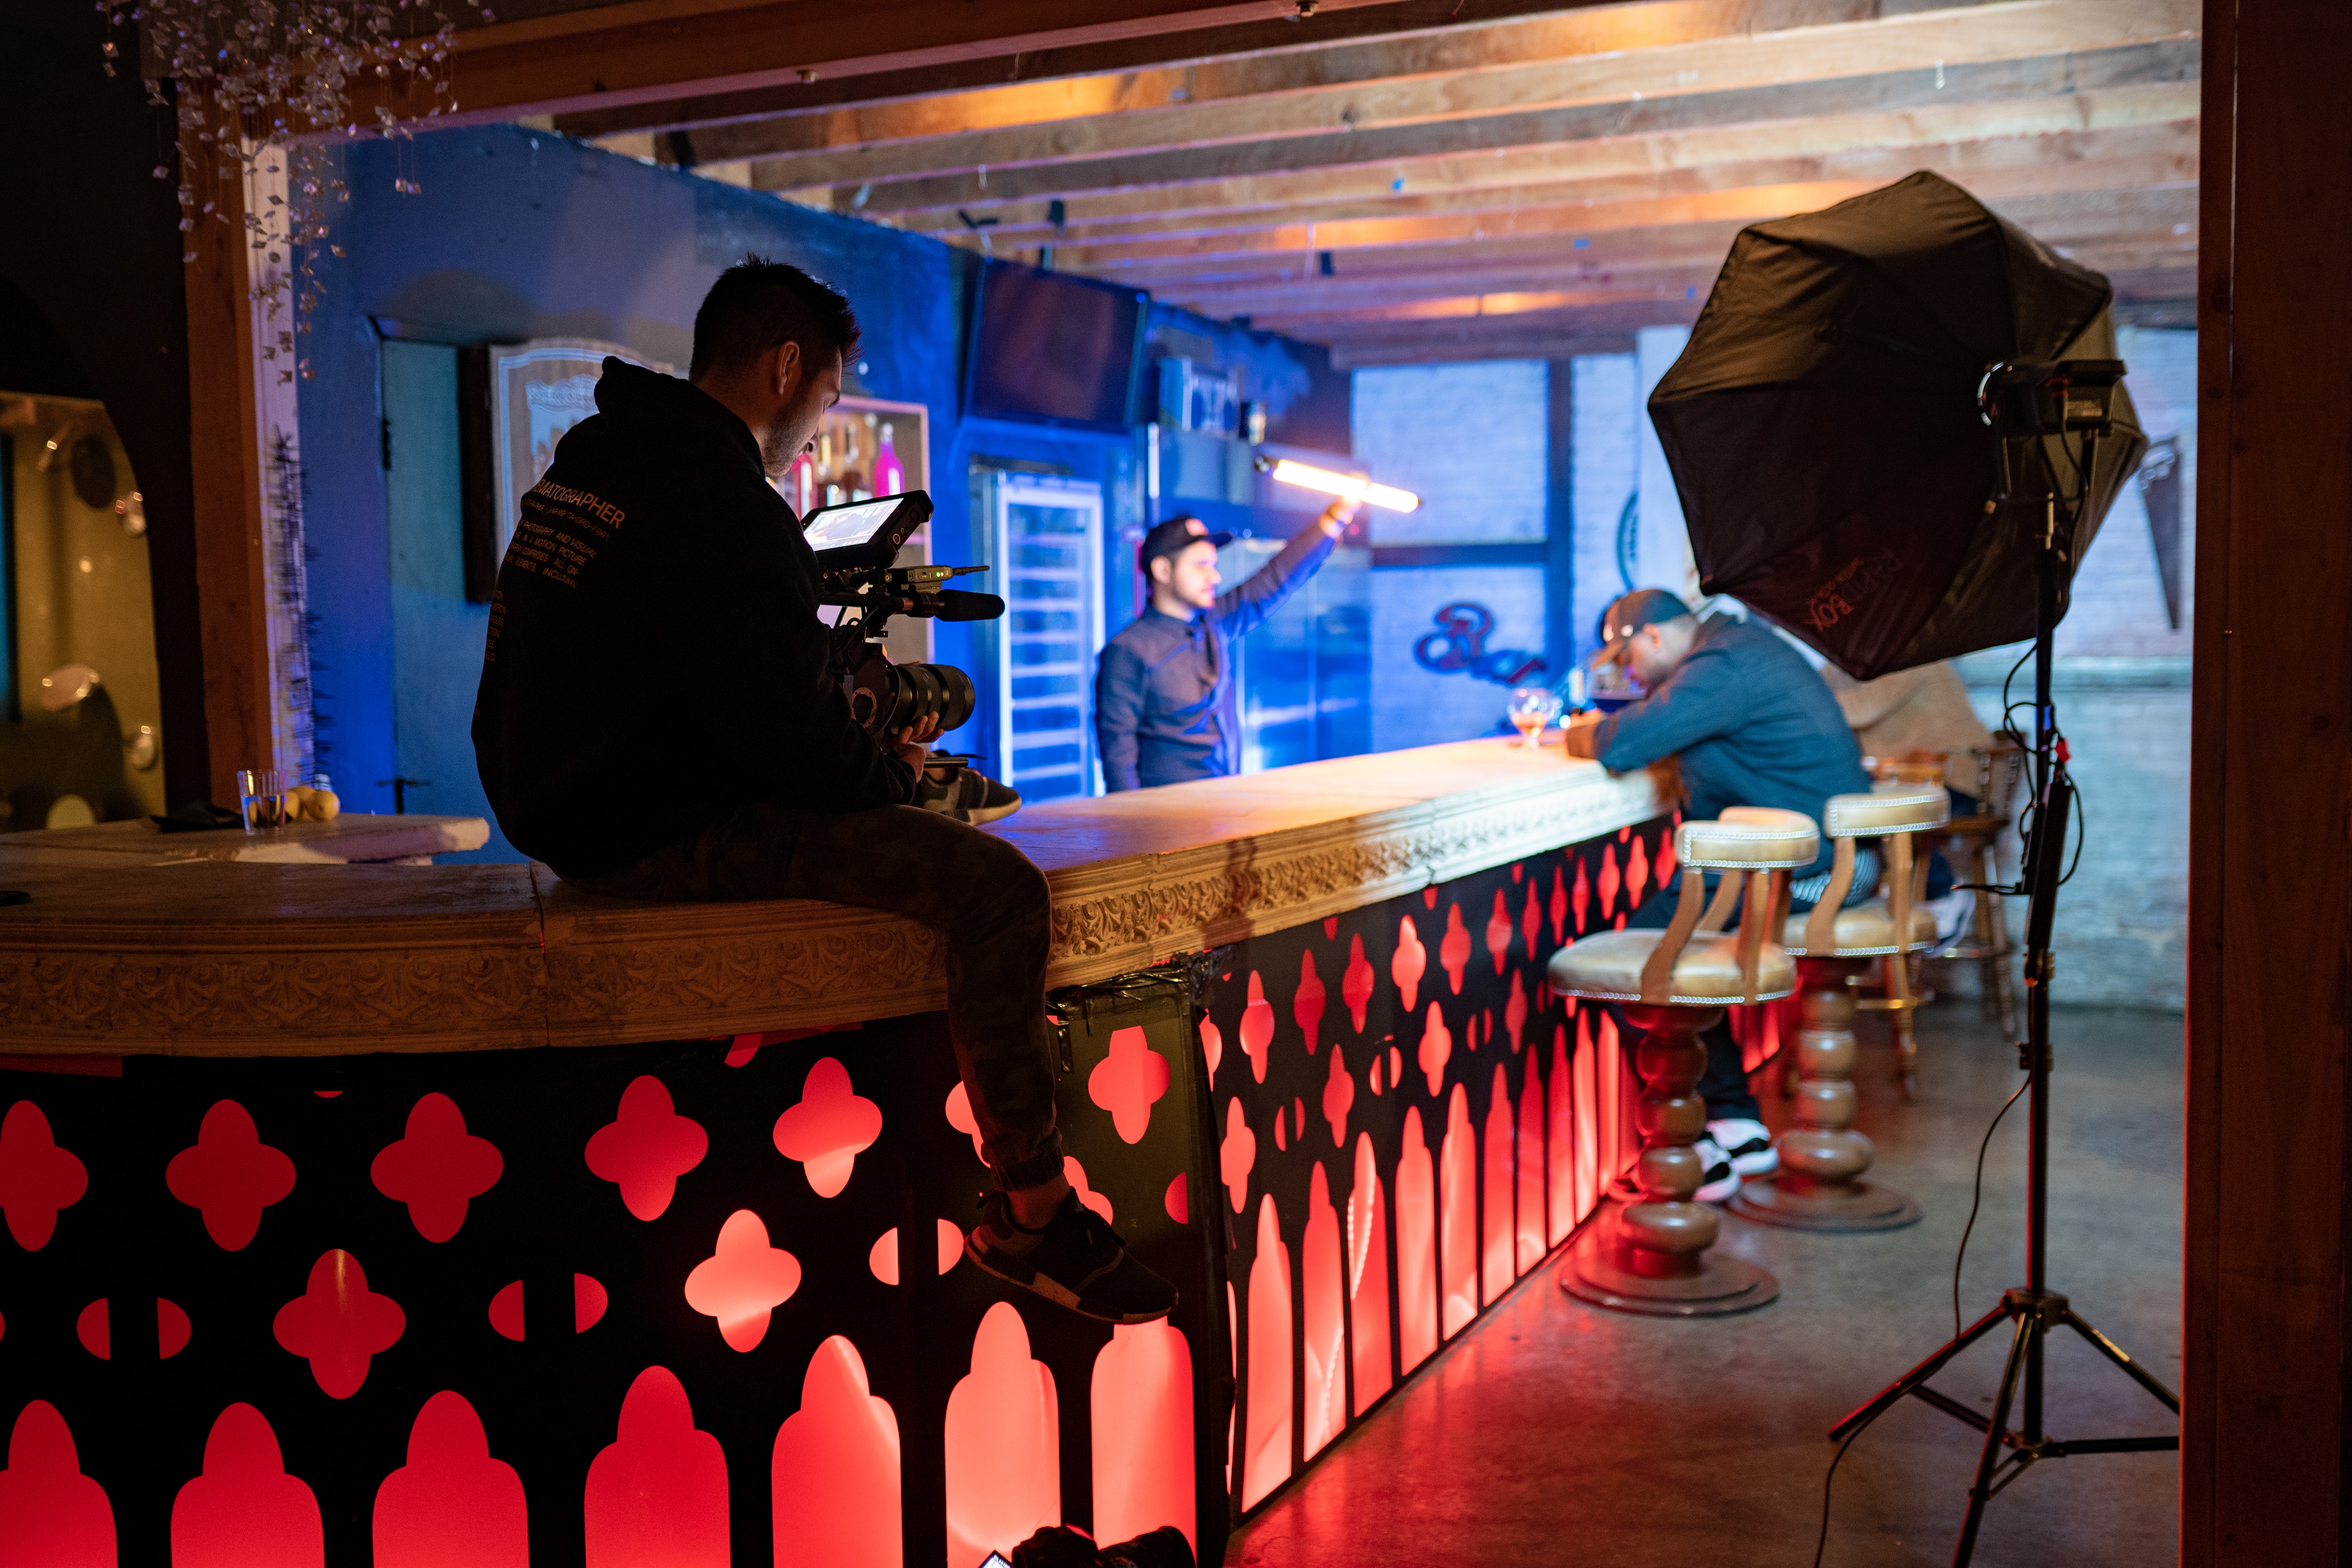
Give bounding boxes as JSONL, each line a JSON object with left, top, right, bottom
{"left": 1094, "top": 499, "right": 1359, "bottom": 790}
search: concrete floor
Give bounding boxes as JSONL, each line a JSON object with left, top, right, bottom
{"left": 1225, "top": 1002, "right": 2184, "bottom": 1567}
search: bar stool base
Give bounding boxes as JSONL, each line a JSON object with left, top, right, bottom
{"left": 1559, "top": 1223, "right": 1779, "bottom": 1317}
{"left": 1729, "top": 1175, "right": 1922, "bottom": 1232}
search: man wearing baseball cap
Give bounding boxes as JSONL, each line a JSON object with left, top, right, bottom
{"left": 1094, "top": 497, "right": 1361, "bottom": 790}
{"left": 1566, "top": 586, "right": 1872, "bottom": 1200}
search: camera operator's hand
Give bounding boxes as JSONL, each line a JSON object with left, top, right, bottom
{"left": 892, "top": 713, "right": 944, "bottom": 771}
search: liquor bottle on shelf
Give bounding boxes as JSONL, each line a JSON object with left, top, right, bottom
{"left": 787, "top": 450, "right": 817, "bottom": 515}
{"left": 875, "top": 422, "right": 906, "bottom": 495}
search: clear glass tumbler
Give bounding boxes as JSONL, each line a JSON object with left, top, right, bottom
{"left": 238, "top": 768, "right": 287, "bottom": 833}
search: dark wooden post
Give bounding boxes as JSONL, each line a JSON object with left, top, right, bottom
{"left": 2183, "top": 0, "right": 2352, "bottom": 1559}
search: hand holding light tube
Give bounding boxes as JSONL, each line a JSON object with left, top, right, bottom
{"left": 1253, "top": 454, "right": 1421, "bottom": 513}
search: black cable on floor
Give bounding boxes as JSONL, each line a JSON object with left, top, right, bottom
{"left": 1812, "top": 1071, "right": 2031, "bottom": 1567}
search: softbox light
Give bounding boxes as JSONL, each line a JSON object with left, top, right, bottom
{"left": 1648, "top": 171, "right": 2146, "bottom": 680}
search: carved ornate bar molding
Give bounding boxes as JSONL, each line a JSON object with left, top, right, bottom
{"left": 0, "top": 740, "right": 1674, "bottom": 1057}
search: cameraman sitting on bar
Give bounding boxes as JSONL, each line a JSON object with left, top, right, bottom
{"left": 473, "top": 256, "right": 1174, "bottom": 1324}
{"left": 1564, "top": 588, "right": 1873, "bottom": 1202}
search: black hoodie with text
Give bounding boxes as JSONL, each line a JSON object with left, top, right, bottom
{"left": 472, "top": 359, "right": 913, "bottom": 878}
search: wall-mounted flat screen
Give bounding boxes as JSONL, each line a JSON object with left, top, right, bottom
{"left": 965, "top": 262, "right": 1147, "bottom": 431}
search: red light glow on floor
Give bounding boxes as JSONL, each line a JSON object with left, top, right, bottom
{"left": 171, "top": 1403, "right": 323, "bottom": 1568}
{"left": 584, "top": 1367, "right": 728, "bottom": 1567}
{"left": 372, "top": 1392, "right": 527, "bottom": 1568}
{"left": 944, "top": 1304, "right": 1058, "bottom": 1568}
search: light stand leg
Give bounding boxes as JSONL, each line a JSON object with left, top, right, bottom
{"left": 1822, "top": 487, "right": 2178, "bottom": 1548}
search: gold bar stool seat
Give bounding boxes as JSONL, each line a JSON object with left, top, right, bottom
{"left": 1731, "top": 783, "right": 1946, "bottom": 1234}
{"left": 1550, "top": 808, "right": 1816, "bottom": 1316}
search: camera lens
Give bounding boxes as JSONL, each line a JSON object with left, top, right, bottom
{"left": 853, "top": 657, "right": 977, "bottom": 734}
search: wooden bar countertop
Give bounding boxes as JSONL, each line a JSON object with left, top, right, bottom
{"left": 0, "top": 739, "right": 1673, "bottom": 1058}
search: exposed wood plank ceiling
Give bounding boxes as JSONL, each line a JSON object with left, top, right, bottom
{"left": 547, "top": 0, "right": 2199, "bottom": 366}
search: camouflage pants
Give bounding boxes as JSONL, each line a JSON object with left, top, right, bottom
{"left": 572, "top": 803, "right": 1064, "bottom": 1190}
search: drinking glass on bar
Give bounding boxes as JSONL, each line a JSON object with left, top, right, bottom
{"left": 1508, "top": 686, "right": 1563, "bottom": 750}
{"left": 238, "top": 768, "right": 287, "bottom": 833}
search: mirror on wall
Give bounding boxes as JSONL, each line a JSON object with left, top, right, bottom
{"left": 0, "top": 391, "right": 165, "bottom": 831}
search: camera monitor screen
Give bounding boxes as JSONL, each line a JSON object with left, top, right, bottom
{"left": 802, "top": 497, "right": 904, "bottom": 551}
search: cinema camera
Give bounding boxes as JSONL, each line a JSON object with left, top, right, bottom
{"left": 800, "top": 490, "right": 1004, "bottom": 736}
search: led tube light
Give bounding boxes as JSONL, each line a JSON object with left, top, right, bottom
{"left": 1259, "top": 456, "right": 1420, "bottom": 512}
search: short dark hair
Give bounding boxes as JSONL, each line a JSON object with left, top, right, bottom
{"left": 689, "top": 254, "right": 861, "bottom": 381}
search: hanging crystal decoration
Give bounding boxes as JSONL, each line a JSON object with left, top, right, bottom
{"left": 101, "top": 1, "right": 498, "bottom": 375}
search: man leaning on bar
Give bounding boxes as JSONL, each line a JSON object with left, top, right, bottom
{"left": 1563, "top": 588, "right": 1876, "bottom": 1203}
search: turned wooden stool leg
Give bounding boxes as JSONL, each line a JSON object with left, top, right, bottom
{"left": 1730, "top": 963, "right": 1921, "bottom": 1232}
{"left": 1886, "top": 953, "right": 1923, "bottom": 1101}
{"left": 1562, "top": 1004, "right": 1779, "bottom": 1314}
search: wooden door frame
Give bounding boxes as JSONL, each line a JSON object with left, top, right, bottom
{"left": 2182, "top": 1, "right": 2352, "bottom": 1560}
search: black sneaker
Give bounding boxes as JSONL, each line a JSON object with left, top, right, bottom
{"left": 965, "top": 1191, "right": 1178, "bottom": 1324}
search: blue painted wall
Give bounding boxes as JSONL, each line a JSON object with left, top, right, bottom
{"left": 297, "top": 127, "right": 1356, "bottom": 848}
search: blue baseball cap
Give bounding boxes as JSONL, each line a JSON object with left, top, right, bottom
{"left": 1594, "top": 588, "right": 1693, "bottom": 664}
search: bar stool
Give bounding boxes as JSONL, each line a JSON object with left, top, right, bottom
{"left": 1939, "top": 741, "right": 2025, "bottom": 1040}
{"left": 1732, "top": 784, "right": 1945, "bottom": 1233}
{"left": 1550, "top": 808, "right": 1817, "bottom": 1317}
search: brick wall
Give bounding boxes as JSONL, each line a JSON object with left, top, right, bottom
{"left": 1353, "top": 362, "right": 1552, "bottom": 751}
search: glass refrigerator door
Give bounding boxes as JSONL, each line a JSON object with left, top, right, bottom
{"left": 992, "top": 475, "right": 1106, "bottom": 801}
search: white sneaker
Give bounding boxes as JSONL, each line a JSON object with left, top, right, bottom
{"left": 1708, "top": 1118, "right": 1777, "bottom": 1178}
{"left": 1927, "top": 887, "right": 1975, "bottom": 953}
{"left": 1608, "top": 1136, "right": 1740, "bottom": 1203}
{"left": 1693, "top": 1135, "right": 1740, "bottom": 1203}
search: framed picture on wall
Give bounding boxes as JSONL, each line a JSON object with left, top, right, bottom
{"left": 458, "top": 338, "right": 675, "bottom": 601}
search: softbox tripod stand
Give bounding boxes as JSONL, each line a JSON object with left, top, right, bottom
{"left": 1826, "top": 368, "right": 2179, "bottom": 1567}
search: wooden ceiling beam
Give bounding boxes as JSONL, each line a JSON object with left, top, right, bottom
{"left": 914, "top": 125, "right": 2196, "bottom": 261}
{"left": 1053, "top": 172, "right": 2198, "bottom": 271}
{"left": 682, "top": 0, "right": 1881, "bottom": 163}
{"left": 434, "top": 0, "right": 1414, "bottom": 123}
{"left": 550, "top": 0, "right": 1648, "bottom": 141}
{"left": 781, "top": 35, "right": 2200, "bottom": 214}
{"left": 882, "top": 93, "right": 2198, "bottom": 238}
{"left": 731, "top": 0, "right": 2194, "bottom": 189}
